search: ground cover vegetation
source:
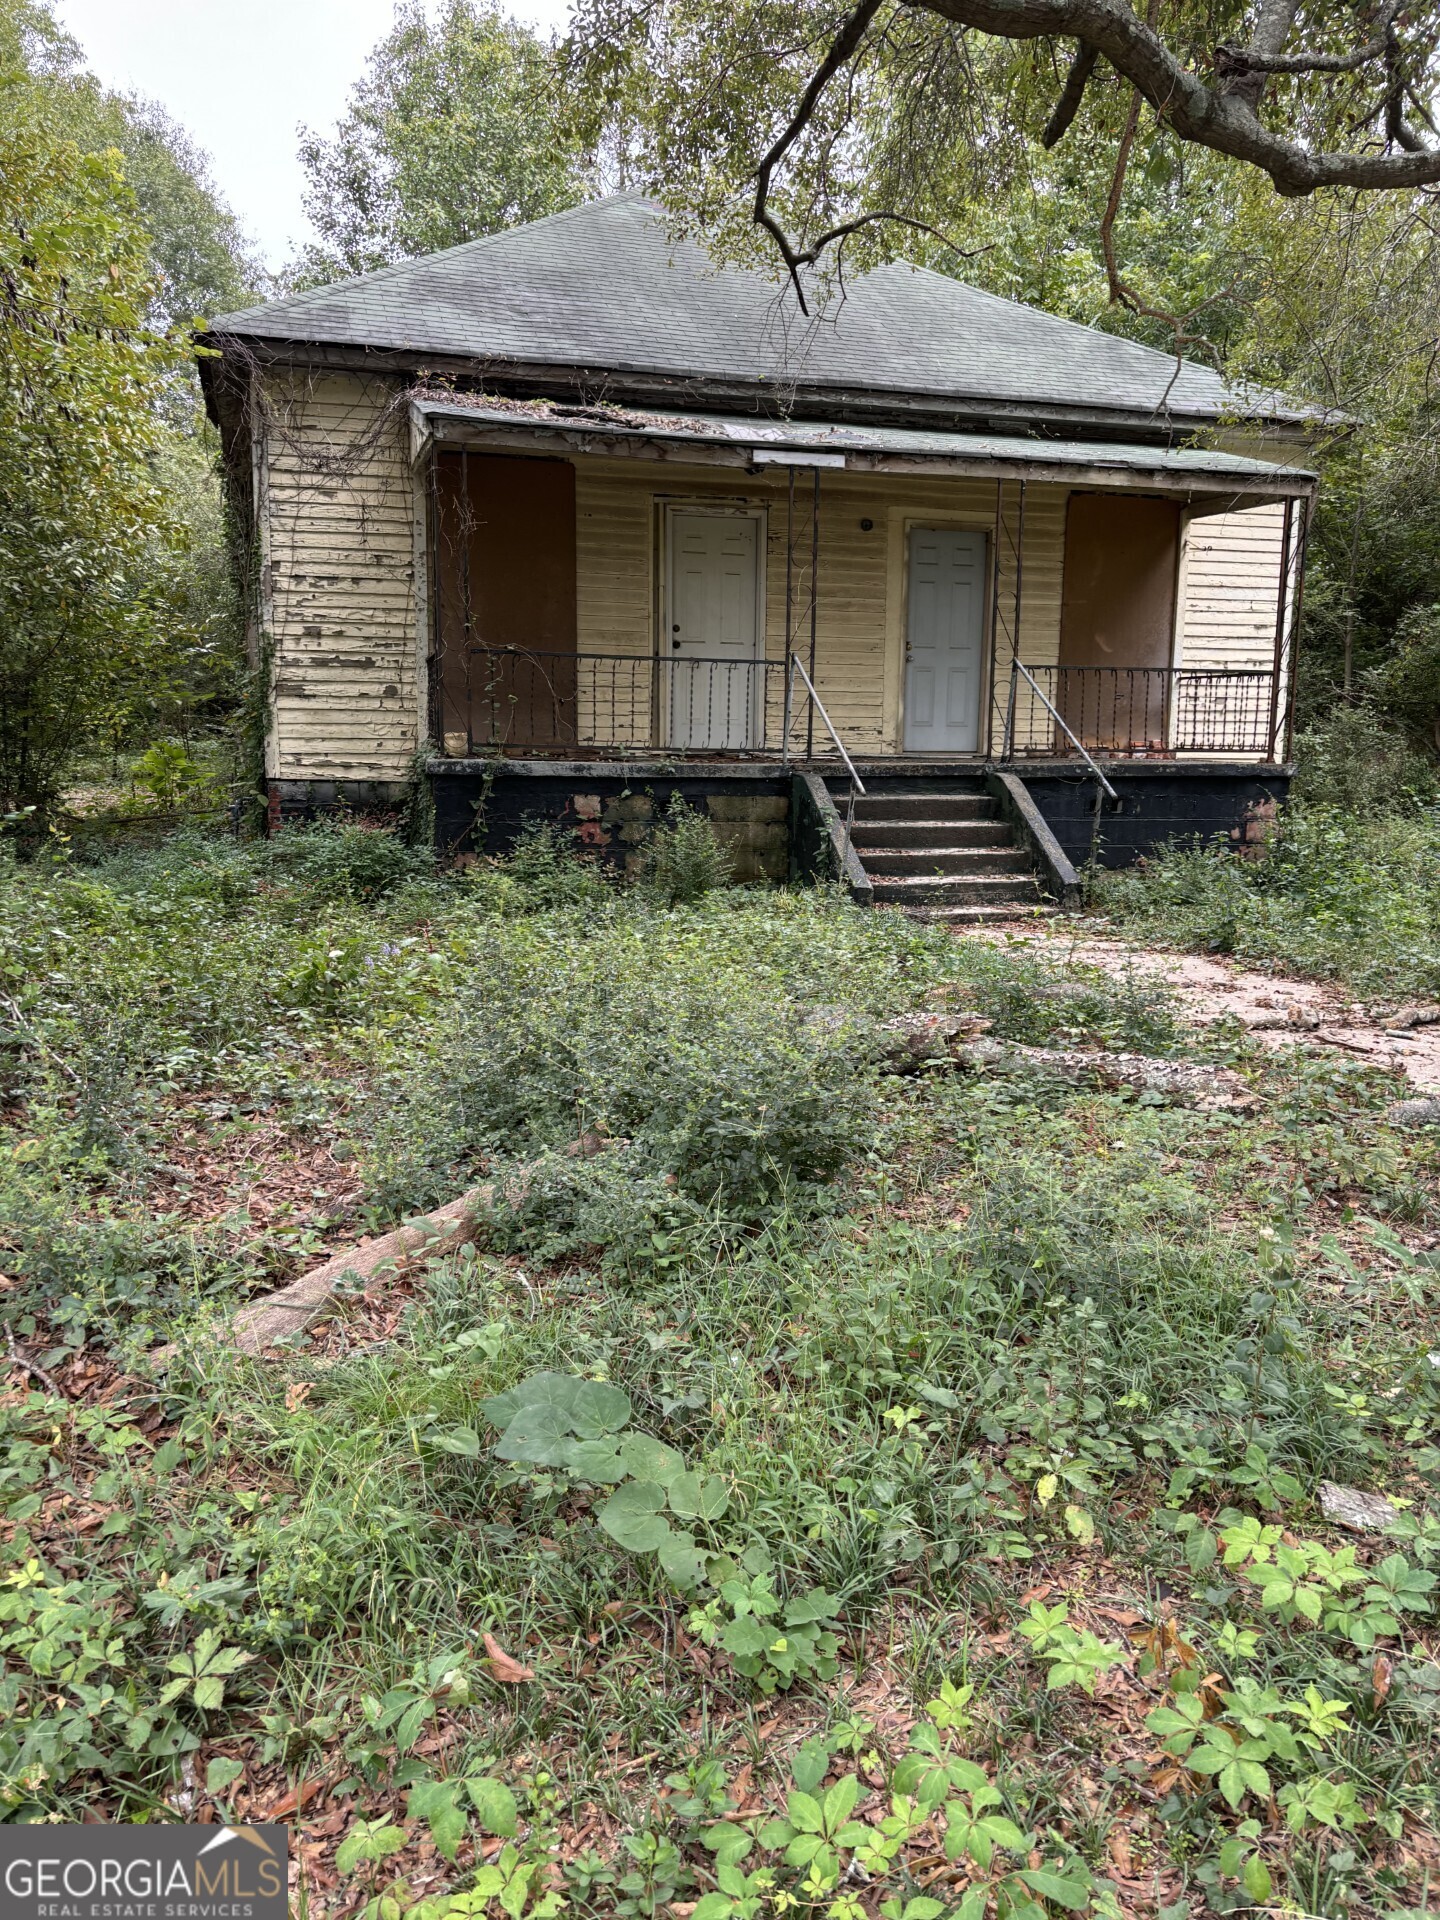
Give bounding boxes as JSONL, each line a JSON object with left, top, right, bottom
{"left": 1, "top": 815, "right": 1437, "bottom": 1920}
{"left": 1097, "top": 708, "right": 1440, "bottom": 998}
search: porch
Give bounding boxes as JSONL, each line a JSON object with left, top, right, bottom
{"left": 416, "top": 394, "right": 1315, "bottom": 775}
{"left": 428, "top": 645, "right": 1285, "bottom": 763}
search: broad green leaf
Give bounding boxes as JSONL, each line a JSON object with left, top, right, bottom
{"left": 981, "top": 1815, "right": 1027, "bottom": 1851}
{"left": 783, "top": 1588, "right": 837, "bottom": 1626}
{"left": 570, "top": 1379, "right": 631, "bottom": 1437}
{"left": 791, "top": 1742, "right": 830, "bottom": 1793}
{"left": 701, "top": 1821, "right": 752, "bottom": 1866}
{"left": 336, "top": 1820, "right": 407, "bottom": 1874}
{"left": 945, "top": 1758, "right": 993, "bottom": 1794}
{"left": 665, "top": 1469, "right": 730, "bottom": 1520}
{"left": 480, "top": 1371, "right": 581, "bottom": 1429}
{"left": 205, "top": 1756, "right": 244, "bottom": 1795}
{"left": 788, "top": 1793, "right": 827, "bottom": 1835}
{"left": 721, "top": 1615, "right": 775, "bottom": 1658}
{"left": 408, "top": 1781, "right": 467, "bottom": 1860}
{"left": 1243, "top": 1854, "right": 1273, "bottom": 1901}
{"left": 495, "top": 1403, "right": 574, "bottom": 1466}
{"left": 597, "top": 1481, "right": 671, "bottom": 1552}
{"left": 658, "top": 1532, "right": 707, "bottom": 1589}
{"left": 618, "top": 1433, "right": 687, "bottom": 1485}
{"left": 464, "top": 1776, "right": 518, "bottom": 1837}
{"left": 562, "top": 1438, "right": 626, "bottom": 1482}
{"left": 823, "top": 1773, "right": 859, "bottom": 1827}
{"left": 1017, "top": 1868, "right": 1089, "bottom": 1909}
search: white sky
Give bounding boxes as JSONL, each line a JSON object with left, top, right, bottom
{"left": 53, "top": 0, "right": 574, "bottom": 270}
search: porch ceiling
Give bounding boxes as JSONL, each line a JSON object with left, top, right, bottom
{"left": 410, "top": 395, "right": 1317, "bottom": 503}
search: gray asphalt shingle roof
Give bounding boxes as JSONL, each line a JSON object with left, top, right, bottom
{"left": 212, "top": 195, "right": 1302, "bottom": 427}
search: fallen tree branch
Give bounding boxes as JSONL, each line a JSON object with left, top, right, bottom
{"left": 877, "top": 1013, "right": 1258, "bottom": 1109}
{"left": 5, "top": 1321, "right": 65, "bottom": 1396}
{"left": 954, "top": 1037, "right": 1261, "bottom": 1109}
{"left": 226, "top": 1185, "right": 495, "bottom": 1356}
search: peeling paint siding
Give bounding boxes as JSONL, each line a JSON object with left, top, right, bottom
{"left": 260, "top": 369, "right": 420, "bottom": 782}
{"left": 260, "top": 376, "right": 1290, "bottom": 778}
{"left": 1178, "top": 503, "right": 1286, "bottom": 670}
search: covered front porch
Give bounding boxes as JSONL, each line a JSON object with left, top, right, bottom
{"left": 415, "top": 395, "right": 1315, "bottom": 773}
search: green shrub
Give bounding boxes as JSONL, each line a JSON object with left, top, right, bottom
{"left": 1290, "top": 703, "right": 1437, "bottom": 813}
{"left": 486, "top": 819, "right": 613, "bottom": 912}
{"left": 260, "top": 817, "right": 435, "bottom": 902}
{"left": 1099, "top": 801, "right": 1440, "bottom": 997}
{"left": 636, "top": 796, "right": 735, "bottom": 904}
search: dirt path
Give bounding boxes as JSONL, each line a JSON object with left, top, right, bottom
{"left": 977, "top": 917, "right": 1440, "bottom": 1092}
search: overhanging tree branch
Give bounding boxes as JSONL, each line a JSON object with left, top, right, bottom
{"left": 920, "top": 0, "right": 1440, "bottom": 192}
{"left": 1041, "top": 40, "right": 1101, "bottom": 146}
{"left": 749, "top": 0, "right": 1440, "bottom": 276}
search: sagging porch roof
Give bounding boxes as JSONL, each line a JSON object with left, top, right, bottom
{"left": 410, "top": 394, "right": 1318, "bottom": 503}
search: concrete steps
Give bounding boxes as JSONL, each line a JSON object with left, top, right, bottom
{"left": 833, "top": 780, "right": 1055, "bottom": 921}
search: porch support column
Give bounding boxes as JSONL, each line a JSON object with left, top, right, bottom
{"left": 807, "top": 465, "right": 820, "bottom": 761}
{"left": 1281, "top": 497, "right": 1313, "bottom": 764}
{"left": 1265, "top": 497, "right": 1294, "bottom": 762}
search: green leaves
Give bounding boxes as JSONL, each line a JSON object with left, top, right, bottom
{"left": 406, "top": 1776, "right": 518, "bottom": 1860}
{"left": 483, "top": 1372, "right": 729, "bottom": 1587}
{"left": 667, "top": 1469, "right": 731, "bottom": 1520}
{"left": 1016, "top": 1604, "right": 1125, "bottom": 1695}
{"left": 482, "top": 1371, "right": 633, "bottom": 1453}
{"left": 158, "top": 1628, "right": 252, "bottom": 1711}
{"left": 336, "top": 1816, "right": 408, "bottom": 1875}
{"left": 1148, "top": 1676, "right": 1353, "bottom": 1813}
{"left": 597, "top": 1480, "right": 671, "bottom": 1552}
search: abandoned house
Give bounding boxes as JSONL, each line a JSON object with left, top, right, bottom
{"left": 201, "top": 194, "right": 1319, "bottom": 917}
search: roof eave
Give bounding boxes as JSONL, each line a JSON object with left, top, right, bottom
{"left": 201, "top": 329, "right": 1320, "bottom": 445}
{"left": 408, "top": 398, "right": 1319, "bottom": 500}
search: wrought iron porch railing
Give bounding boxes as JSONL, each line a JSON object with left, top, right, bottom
{"left": 428, "top": 648, "right": 1282, "bottom": 759}
{"left": 1000, "top": 666, "right": 1279, "bottom": 759}
{"left": 430, "top": 648, "right": 792, "bottom": 756}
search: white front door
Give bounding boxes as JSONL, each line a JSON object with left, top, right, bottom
{"left": 665, "top": 510, "right": 762, "bottom": 749}
{"left": 903, "top": 527, "right": 986, "bottom": 753}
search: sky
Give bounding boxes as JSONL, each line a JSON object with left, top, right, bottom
{"left": 53, "top": 0, "right": 573, "bottom": 270}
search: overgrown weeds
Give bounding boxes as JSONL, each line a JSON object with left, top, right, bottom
{"left": 0, "top": 821, "right": 1435, "bottom": 1920}
{"left": 1098, "top": 800, "right": 1440, "bottom": 998}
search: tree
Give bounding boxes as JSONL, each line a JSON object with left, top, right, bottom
{"left": 566, "top": 0, "right": 1440, "bottom": 299}
{"left": 0, "top": 43, "right": 197, "bottom": 813}
{"left": 294, "top": 0, "right": 585, "bottom": 284}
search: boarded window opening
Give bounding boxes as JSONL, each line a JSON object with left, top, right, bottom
{"left": 1058, "top": 493, "right": 1180, "bottom": 751}
{"left": 433, "top": 451, "right": 578, "bottom": 750}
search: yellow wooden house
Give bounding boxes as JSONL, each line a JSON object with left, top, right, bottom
{"left": 202, "top": 196, "right": 1318, "bottom": 913}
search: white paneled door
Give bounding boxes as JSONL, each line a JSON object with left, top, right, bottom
{"left": 903, "top": 527, "right": 986, "bottom": 752}
{"left": 665, "top": 510, "right": 762, "bottom": 749}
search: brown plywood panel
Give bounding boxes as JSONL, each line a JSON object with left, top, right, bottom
{"left": 434, "top": 451, "right": 577, "bottom": 749}
{"left": 1058, "top": 493, "right": 1179, "bottom": 749}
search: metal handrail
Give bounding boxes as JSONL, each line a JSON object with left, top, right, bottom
{"left": 1003, "top": 658, "right": 1119, "bottom": 803}
{"left": 783, "top": 654, "right": 866, "bottom": 795}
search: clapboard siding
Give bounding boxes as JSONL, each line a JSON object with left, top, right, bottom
{"left": 573, "top": 461, "right": 1063, "bottom": 753}
{"left": 257, "top": 372, "right": 1290, "bottom": 774}
{"left": 1178, "top": 504, "right": 1287, "bottom": 670}
{"left": 259, "top": 369, "right": 420, "bottom": 781}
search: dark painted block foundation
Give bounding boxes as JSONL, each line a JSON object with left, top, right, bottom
{"left": 430, "top": 763, "right": 793, "bottom": 884}
{"left": 269, "top": 760, "right": 1292, "bottom": 891}
{"left": 1013, "top": 764, "right": 1291, "bottom": 870}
